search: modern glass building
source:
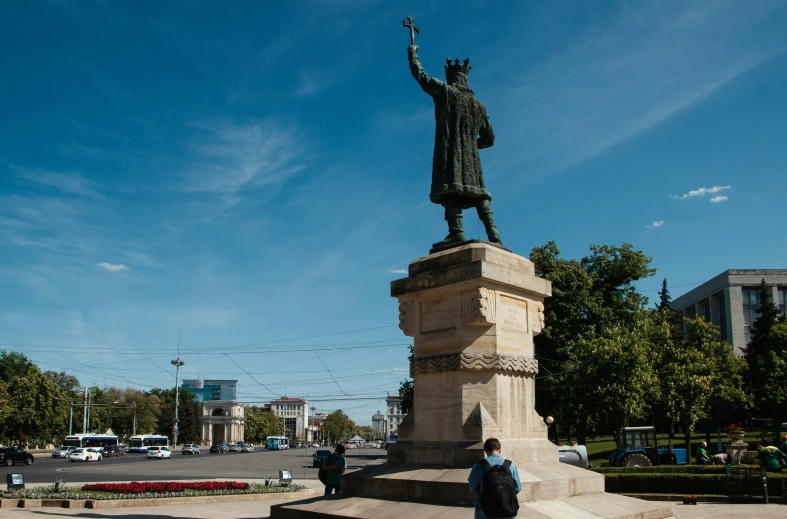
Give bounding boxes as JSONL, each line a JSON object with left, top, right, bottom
{"left": 181, "top": 379, "right": 238, "bottom": 401}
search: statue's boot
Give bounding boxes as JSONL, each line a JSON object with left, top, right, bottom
{"left": 477, "top": 201, "right": 503, "bottom": 245}
{"left": 432, "top": 207, "right": 466, "bottom": 249}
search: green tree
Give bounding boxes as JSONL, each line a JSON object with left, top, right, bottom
{"left": 530, "top": 241, "right": 655, "bottom": 443}
{"left": 244, "top": 406, "right": 284, "bottom": 443}
{"left": 0, "top": 350, "right": 35, "bottom": 380}
{"left": 755, "top": 321, "right": 787, "bottom": 436}
{"left": 659, "top": 317, "right": 748, "bottom": 456}
{"left": 149, "top": 388, "right": 201, "bottom": 445}
{"left": 744, "top": 279, "right": 783, "bottom": 410}
{"left": 398, "top": 344, "right": 414, "bottom": 414}
{"left": 321, "top": 410, "right": 355, "bottom": 445}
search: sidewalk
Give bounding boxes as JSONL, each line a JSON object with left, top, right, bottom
{"left": 0, "top": 497, "right": 783, "bottom": 519}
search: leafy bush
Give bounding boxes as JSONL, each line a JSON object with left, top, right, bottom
{"left": 603, "top": 472, "right": 787, "bottom": 495}
{"left": 593, "top": 466, "right": 726, "bottom": 474}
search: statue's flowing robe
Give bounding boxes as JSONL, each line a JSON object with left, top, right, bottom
{"left": 409, "top": 50, "right": 495, "bottom": 209}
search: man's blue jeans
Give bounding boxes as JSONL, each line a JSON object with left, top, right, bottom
{"left": 324, "top": 483, "right": 341, "bottom": 496}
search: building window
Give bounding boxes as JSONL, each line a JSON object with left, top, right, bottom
{"left": 742, "top": 288, "right": 760, "bottom": 345}
{"left": 718, "top": 292, "right": 727, "bottom": 342}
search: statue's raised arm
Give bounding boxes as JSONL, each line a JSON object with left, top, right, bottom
{"left": 408, "top": 45, "right": 445, "bottom": 98}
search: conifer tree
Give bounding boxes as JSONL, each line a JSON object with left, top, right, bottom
{"left": 744, "top": 278, "right": 781, "bottom": 370}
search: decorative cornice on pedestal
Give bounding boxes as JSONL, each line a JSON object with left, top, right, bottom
{"left": 410, "top": 353, "right": 538, "bottom": 377}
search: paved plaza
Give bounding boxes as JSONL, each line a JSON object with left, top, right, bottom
{"left": 0, "top": 496, "right": 784, "bottom": 519}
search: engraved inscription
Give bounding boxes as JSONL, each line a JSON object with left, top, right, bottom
{"left": 499, "top": 296, "right": 528, "bottom": 331}
{"left": 420, "top": 301, "right": 455, "bottom": 332}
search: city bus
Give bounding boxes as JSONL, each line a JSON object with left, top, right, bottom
{"left": 265, "top": 436, "right": 290, "bottom": 450}
{"left": 63, "top": 433, "right": 119, "bottom": 449}
{"left": 128, "top": 435, "right": 169, "bottom": 453}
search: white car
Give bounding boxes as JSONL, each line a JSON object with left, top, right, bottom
{"left": 69, "top": 448, "right": 102, "bottom": 462}
{"left": 52, "top": 446, "right": 76, "bottom": 458}
{"left": 147, "top": 446, "right": 172, "bottom": 459}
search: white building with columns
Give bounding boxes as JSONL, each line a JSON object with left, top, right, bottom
{"left": 199, "top": 400, "right": 245, "bottom": 446}
{"left": 269, "top": 397, "right": 309, "bottom": 439}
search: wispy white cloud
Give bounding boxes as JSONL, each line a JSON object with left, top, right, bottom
{"left": 679, "top": 185, "right": 731, "bottom": 199}
{"left": 388, "top": 269, "right": 407, "bottom": 274}
{"left": 496, "top": 2, "right": 786, "bottom": 174}
{"left": 184, "top": 119, "right": 308, "bottom": 200}
{"left": 6, "top": 163, "right": 101, "bottom": 197}
{"left": 710, "top": 195, "right": 729, "bottom": 203}
{"left": 646, "top": 221, "right": 665, "bottom": 229}
{"left": 98, "top": 262, "right": 129, "bottom": 271}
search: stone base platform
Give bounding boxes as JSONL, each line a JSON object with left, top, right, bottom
{"left": 269, "top": 462, "right": 676, "bottom": 519}
{"left": 341, "top": 462, "right": 605, "bottom": 503}
{"left": 270, "top": 493, "right": 676, "bottom": 519}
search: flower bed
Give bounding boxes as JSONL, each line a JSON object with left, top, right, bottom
{"left": 1, "top": 481, "right": 302, "bottom": 501}
{"left": 82, "top": 481, "right": 249, "bottom": 493}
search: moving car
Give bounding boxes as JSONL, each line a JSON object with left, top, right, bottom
{"left": 147, "top": 446, "right": 172, "bottom": 459}
{"left": 210, "top": 444, "right": 228, "bottom": 454}
{"left": 1, "top": 447, "right": 35, "bottom": 466}
{"left": 52, "top": 446, "right": 76, "bottom": 458}
{"left": 70, "top": 448, "right": 102, "bottom": 462}
{"left": 182, "top": 444, "right": 201, "bottom": 455}
{"left": 101, "top": 445, "right": 124, "bottom": 457}
{"left": 228, "top": 443, "right": 240, "bottom": 453}
{"left": 241, "top": 444, "right": 254, "bottom": 453}
{"left": 312, "top": 449, "right": 331, "bottom": 468}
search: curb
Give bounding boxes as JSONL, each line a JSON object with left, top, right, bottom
{"left": 0, "top": 489, "right": 315, "bottom": 509}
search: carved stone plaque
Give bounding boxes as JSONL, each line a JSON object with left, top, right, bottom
{"left": 420, "top": 301, "right": 455, "bottom": 332}
{"left": 498, "top": 295, "right": 528, "bottom": 331}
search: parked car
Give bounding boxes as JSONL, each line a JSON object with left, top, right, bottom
{"left": 182, "top": 444, "right": 201, "bottom": 455}
{"left": 70, "top": 448, "right": 102, "bottom": 462}
{"left": 101, "top": 445, "right": 124, "bottom": 457}
{"left": 312, "top": 443, "right": 320, "bottom": 448}
{"left": 312, "top": 449, "right": 331, "bottom": 468}
{"left": 241, "top": 444, "right": 254, "bottom": 453}
{"left": 147, "top": 446, "right": 172, "bottom": 459}
{"left": 52, "top": 446, "right": 76, "bottom": 458}
{"left": 1, "top": 446, "right": 35, "bottom": 466}
{"left": 228, "top": 443, "right": 240, "bottom": 453}
{"left": 210, "top": 444, "right": 228, "bottom": 454}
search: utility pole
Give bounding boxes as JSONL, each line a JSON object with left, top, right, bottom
{"left": 82, "top": 388, "right": 88, "bottom": 434}
{"left": 171, "top": 334, "right": 185, "bottom": 446}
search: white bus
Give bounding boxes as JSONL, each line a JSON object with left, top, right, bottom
{"left": 128, "top": 435, "right": 169, "bottom": 453}
{"left": 265, "top": 436, "right": 290, "bottom": 450}
{"left": 63, "top": 433, "right": 119, "bottom": 449}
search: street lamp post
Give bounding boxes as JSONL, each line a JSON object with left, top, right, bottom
{"left": 171, "top": 357, "right": 185, "bottom": 446}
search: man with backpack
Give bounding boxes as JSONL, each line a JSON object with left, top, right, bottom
{"left": 320, "top": 443, "right": 347, "bottom": 496}
{"left": 468, "top": 438, "right": 522, "bottom": 518}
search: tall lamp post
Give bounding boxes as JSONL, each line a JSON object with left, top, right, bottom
{"left": 171, "top": 357, "right": 185, "bottom": 446}
{"left": 311, "top": 406, "right": 317, "bottom": 445}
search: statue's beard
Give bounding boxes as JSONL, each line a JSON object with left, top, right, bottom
{"left": 447, "top": 74, "right": 473, "bottom": 93}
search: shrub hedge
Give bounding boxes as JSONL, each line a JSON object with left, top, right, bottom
{"left": 593, "top": 466, "right": 727, "bottom": 474}
{"left": 602, "top": 472, "right": 787, "bottom": 496}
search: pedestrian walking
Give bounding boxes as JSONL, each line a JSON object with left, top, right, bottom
{"left": 321, "top": 444, "right": 346, "bottom": 496}
{"left": 468, "top": 438, "right": 522, "bottom": 519}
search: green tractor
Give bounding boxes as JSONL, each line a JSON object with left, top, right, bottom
{"left": 608, "top": 426, "right": 687, "bottom": 467}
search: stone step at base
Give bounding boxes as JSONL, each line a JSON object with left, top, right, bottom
{"left": 270, "top": 493, "right": 676, "bottom": 519}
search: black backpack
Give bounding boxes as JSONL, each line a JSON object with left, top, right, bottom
{"left": 480, "top": 459, "right": 519, "bottom": 518}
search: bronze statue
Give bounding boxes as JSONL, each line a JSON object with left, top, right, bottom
{"left": 404, "top": 17, "right": 502, "bottom": 251}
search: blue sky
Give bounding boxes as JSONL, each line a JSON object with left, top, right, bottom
{"left": 1, "top": 0, "right": 786, "bottom": 425}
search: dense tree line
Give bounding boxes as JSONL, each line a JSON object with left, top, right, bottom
{"left": 0, "top": 351, "right": 203, "bottom": 447}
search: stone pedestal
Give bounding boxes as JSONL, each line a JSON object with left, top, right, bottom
{"left": 388, "top": 243, "right": 555, "bottom": 467}
{"left": 727, "top": 440, "right": 749, "bottom": 464}
{"left": 271, "top": 243, "right": 675, "bottom": 519}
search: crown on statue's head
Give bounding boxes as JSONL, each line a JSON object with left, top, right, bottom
{"left": 445, "top": 58, "right": 472, "bottom": 76}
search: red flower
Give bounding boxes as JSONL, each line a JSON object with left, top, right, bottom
{"left": 81, "top": 481, "right": 250, "bottom": 494}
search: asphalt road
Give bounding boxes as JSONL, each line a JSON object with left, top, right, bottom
{"left": 11, "top": 449, "right": 386, "bottom": 485}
